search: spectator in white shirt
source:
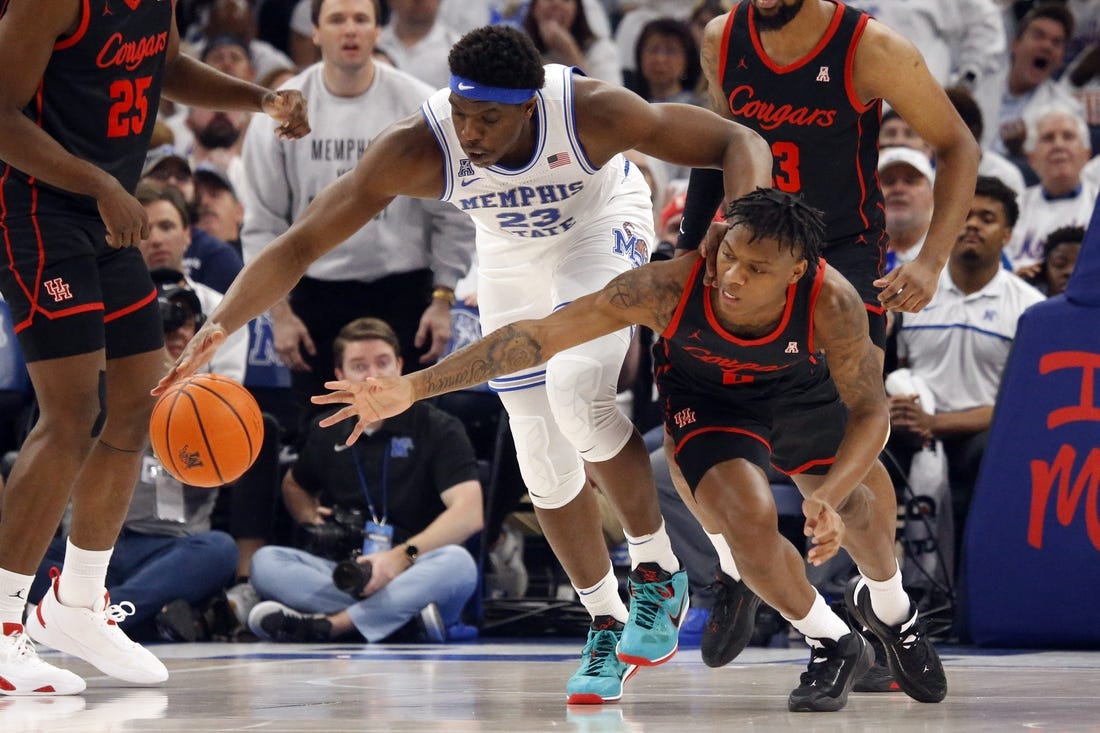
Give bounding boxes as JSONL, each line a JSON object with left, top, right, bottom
{"left": 891, "top": 175, "right": 1044, "bottom": 564}
{"left": 1007, "top": 102, "right": 1097, "bottom": 271}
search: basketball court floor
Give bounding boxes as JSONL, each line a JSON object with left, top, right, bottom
{"left": 5, "top": 639, "right": 1099, "bottom": 732}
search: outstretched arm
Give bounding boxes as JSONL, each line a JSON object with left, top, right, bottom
{"left": 313, "top": 257, "right": 694, "bottom": 444}
{"left": 572, "top": 75, "right": 773, "bottom": 202}
{"left": 154, "top": 115, "right": 444, "bottom": 393}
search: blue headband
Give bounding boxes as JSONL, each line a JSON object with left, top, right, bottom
{"left": 449, "top": 75, "right": 537, "bottom": 104}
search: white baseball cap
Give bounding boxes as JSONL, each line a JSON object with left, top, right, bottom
{"left": 878, "top": 146, "right": 934, "bottom": 183}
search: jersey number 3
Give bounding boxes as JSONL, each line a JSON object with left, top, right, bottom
{"left": 107, "top": 76, "right": 153, "bottom": 138}
{"left": 771, "top": 141, "right": 802, "bottom": 193}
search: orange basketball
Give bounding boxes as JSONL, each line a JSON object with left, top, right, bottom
{"left": 149, "top": 373, "right": 264, "bottom": 488}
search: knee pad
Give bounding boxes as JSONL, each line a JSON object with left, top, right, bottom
{"left": 507, "top": 414, "right": 586, "bottom": 510}
{"left": 545, "top": 352, "right": 633, "bottom": 464}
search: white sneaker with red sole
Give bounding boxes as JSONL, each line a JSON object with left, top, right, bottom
{"left": 0, "top": 622, "right": 86, "bottom": 696}
{"left": 26, "top": 571, "right": 167, "bottom": 685}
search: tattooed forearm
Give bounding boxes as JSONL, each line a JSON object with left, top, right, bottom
{"left": 605, "top": 264, "right": 685, "bottom": 333}
{"left": 419, "top": 324, "right": 544, "bottom": 398}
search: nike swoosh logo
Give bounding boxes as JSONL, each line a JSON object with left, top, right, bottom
{"left": 460, "top": 177, "right": 482, "bottom": 187}
{"left": 333, "top": 443, "right": 351, "bottom": 453}
{"left": 667, "top": 592, "right": 688, "bottom": 627}
{"left": 458, "top": 82, "right": 475, "bottom": 91}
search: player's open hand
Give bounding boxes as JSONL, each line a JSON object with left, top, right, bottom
{"left": 312, "top": 377, "right": 415, "bottom": 445}
{"left": 262, "top": 89, "right": 310, "bottom": 140}
{"left": 152, "top": 321, "right": 228, "bottom": 395}
{"left": 699, "top": 220, "right": 730, "bottom": 287}
{"left": 874, "top": 257, "right": 940, "bottom": 312}
{"left": 803, "top": 496, "right": 844, "bottom": 566}
{"left": 97, "top": 183, "right": 149, "bottom": 249}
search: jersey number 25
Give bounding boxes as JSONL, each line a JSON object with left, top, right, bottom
{"left": 107, "top": 76, "right": 153, "bottom": 138}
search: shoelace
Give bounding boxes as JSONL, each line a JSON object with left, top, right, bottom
{"left": 892, "top": 613, "right": 923, "bottom": 649}
{"left": 580, "top": 629, "right": 620, "bottom": 677}
{"left": 2, "top": 631, "right": 45, "bottom": 666}
{"left": 629, "top": 580, "right": 673, "bottom": 630}
{"left": 704, "top": 575, "right": 731, "bottom": 602}
{"left": 103, "top": 601, "right": 138, "bottom": 626}
{"left": 800, "top": 643, "right": 841, "bottom": 685}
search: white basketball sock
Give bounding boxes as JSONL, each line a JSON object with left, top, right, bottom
{"left": 786, "top": 590, "right": 851, "bottom": 643}
{"left": 57, "top": 538, "right": 113, "bottom": 608}
{"left": 575, "top": 567, "right": 629, "bottom": 624}
{"left": 859, "top": 562, "right": 911, "bottom": 627}
{"left": 624, "top": 520, "right": 679, "bottom": 574}
{"left": 706, "top": 531, "right": 741, "bottom": 581}
{"left": 0, "top": 567, "right": 35, "bottom": 627}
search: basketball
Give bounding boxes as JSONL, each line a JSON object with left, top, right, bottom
{"left": 149, "top": 373, "right": 264, "bottom": 488}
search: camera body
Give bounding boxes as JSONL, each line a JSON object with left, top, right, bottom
{"left": 299, "top": 506, "right": 368, "bottom": 561}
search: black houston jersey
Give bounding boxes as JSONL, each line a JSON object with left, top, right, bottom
{"left": 719, "top": 0, "right": 884, "bottom": 242}
{"left": 0, "top": 0, "right": 173, "bottom": 218}
{"left": 653, "top": 257, "right": 830, "bottom": 401}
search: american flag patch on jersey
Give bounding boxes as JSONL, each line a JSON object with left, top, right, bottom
{"left": 547, "top": 152, "right": 571, "bottom": 168}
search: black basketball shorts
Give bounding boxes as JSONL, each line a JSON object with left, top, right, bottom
{"left": 664, "top": 381, "right": 849, "bottom": 490}
{"left": 0, "top": 214, "right": 163, "bottom": 362}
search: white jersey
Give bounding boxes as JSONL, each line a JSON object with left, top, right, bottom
{"left": 422, "top": 64, "right": 647, "bottom": 261}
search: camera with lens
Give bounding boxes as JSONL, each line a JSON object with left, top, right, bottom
{"left": 299, "top": 506, "right": 368, "bottom": 560}
{"left": 332, "top": 556, "right": 373, "bottom": 595}
{"left": 151, "top": 269, "right": 206, "bottom": 334}
{"left": 299, "top": 507, "right": 376, "bottom": 595}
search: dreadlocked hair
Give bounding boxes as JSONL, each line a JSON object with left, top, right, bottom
{"left": 449, "top": 26, "right": 546, "bottom": 91}
{"left": 723, "top": 188, "right": 824, "bottom": 263}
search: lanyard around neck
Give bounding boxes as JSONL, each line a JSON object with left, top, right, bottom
{"left": 349, "top": 437, "right": 391, "bottom": 525}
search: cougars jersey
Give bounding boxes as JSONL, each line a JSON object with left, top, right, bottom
{"left": 0, "top": 0, "right": 173, "bottom": 219}
{"left": 654, "top": 257, "right": 831, "bottom": 402}
{"left": 422, "top": 64, "right": 642, "bottom": 245}
{"left": 719, "top": 0, "right": 884, "bottom": 242}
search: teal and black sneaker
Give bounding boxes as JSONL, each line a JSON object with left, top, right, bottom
{"left": 566, "top": 616, "right": 637, "bottom": 705}
{"left": 616, "top": 562, "right": 690, "bottom": 666}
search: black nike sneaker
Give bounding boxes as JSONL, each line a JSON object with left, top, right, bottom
{"left": 699, "top": 567, "right": 762, "bottom": 668}
{"left": 788, "top": 631, "right": 874, "bottom": 712}
{"left": 845, "top": 576, "right": 947, "bottom": 703}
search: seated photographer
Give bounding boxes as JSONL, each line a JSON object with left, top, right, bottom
{"left": 247, "top": 318, "right": 483, "bottom": 643}
{"left": 27, "top": 280, "right": 239, "bottom": 641}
